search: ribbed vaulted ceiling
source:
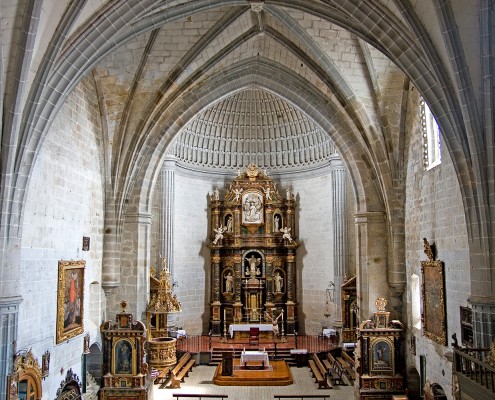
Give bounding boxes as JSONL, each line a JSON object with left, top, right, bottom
{"left": 173, "top": 89, "right": 336, "bottom": 171}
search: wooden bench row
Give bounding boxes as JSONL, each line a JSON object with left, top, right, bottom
{"left": 168, "top": 352, "right": 196, "bottom": 388}
{"left": 327, "top": 352, "right": 355, "bottom": 385}
{"left": 172, "top": 395, "right": 330, "bottom": 400}
{"left": 308, "top": 353, "right": 332, "bottom": 389}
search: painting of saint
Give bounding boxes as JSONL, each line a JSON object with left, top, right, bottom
{"left": 371, "top": 340, "right": 392, "bottom": 372}
{"left": 64, "top": 270, "right": 82, "bottom": 330}
{"left": 115, "top": 340, "right": 133, "bottom": 374}
{"left": 57, "top": 260, "right": 85, "bottom": 343}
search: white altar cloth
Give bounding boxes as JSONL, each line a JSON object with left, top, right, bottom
{"left": 323, "top": 328, "right": 337, "bottom": 337}
{"left": 240, "top": 350, "right": 270, "bottom": 367}
{"left": 228, "top": 323, "right": 273, "bottom": 338}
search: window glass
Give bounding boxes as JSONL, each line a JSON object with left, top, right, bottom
{"left": 421, "top": 99, "right": 441, "bottom": 169}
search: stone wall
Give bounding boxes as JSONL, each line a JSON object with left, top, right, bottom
{"left": 19, "top": 76, "right": 105, "bottom": 398}
{"left": 404, "top": 93, "right": 470, "bottom": 395}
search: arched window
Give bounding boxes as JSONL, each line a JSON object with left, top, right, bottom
{"left": 411, "top": 274, "right": 421, "bottom": 329}
{"left": 421, "top": 98, "right": 441, "bottom": 170}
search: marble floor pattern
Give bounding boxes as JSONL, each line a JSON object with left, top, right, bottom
{"left": 152, "top": 364, "right": 355, "bottom": 400}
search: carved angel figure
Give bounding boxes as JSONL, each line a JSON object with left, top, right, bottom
{"left": 280, "top": 226, "right": 293, "bottom": 243}
{"left": 213, "top": 225, "right": 227, "bottom": 244}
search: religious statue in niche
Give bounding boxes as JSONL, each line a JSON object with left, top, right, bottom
{"left": 274, "top": 271, "right": 284, "bottom": 293}
{"left": 274, "top": 214, "right": 281, "bottom": 232}
{"left": 224, "top": 272, "right": 234, "bottom": 293}
{"left": 226, "top": 215, "right": 233, "bottom": 232}
{"left": 245, "top": 254, "right": 261, "bottom": 277}
{"left": 242, "top": 192, "right": 263, "bottom": 224}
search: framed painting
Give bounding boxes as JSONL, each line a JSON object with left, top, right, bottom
{"left": 420, "top": 238, "right": 447, "bottom": 345}
{"left": 113, "top": 338, "right": 136, "bottom": 375}
{"left": 56, "top": 260, "right": 85, "bottom": 343}
{"left": 370, "top": 337, "right": 394, "bottom": 375}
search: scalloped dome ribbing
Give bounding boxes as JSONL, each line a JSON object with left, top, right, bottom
{"left": 173, "top": 89, "right": 335, "bottom": 170}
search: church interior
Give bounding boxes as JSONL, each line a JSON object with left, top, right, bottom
{"left": 1, "top": 1, "right": 494, "bottom": 399}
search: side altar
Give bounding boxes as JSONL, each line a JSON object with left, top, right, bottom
{"left": 209, "top": 164, "right": 299, "bottom": 337}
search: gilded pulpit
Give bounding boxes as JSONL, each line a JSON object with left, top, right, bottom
{"left": 209, "top": 164, "right": 299, "bottom": 337}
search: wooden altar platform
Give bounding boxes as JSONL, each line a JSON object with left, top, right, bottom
{"left": 212, "top": 359, "right": 293, "bottom": 386}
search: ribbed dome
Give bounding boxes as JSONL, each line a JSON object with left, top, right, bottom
{"left": 173, "top": 89, "right": 335, "bottom": 170}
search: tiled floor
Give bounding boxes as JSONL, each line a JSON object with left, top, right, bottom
{"left": 152, "top": 364, "right": 356, "bottom": 400}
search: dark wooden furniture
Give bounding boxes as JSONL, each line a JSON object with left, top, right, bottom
{"left": 249, "top": 327, "right": 260, "bottom": 345}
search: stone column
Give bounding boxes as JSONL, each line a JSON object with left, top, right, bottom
{"left": 160, "top": 157, "right": 176, "bottom": 274}
{"left": 116, "top": 212, "right": 152, "bottom": 320}
{"left": 0, "top": 296, "right": 22, "bottom": 399}
{"left": 102, "top": 201, "right": 120, "bottom": 295}
{"left": 354, "top": 211, "right": 388, "bottom": 321}
{"left": 331, "top": 157, "right": 347, "bottom": 317}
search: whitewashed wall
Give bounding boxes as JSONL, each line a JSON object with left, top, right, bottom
{"left": 20, "top": 77, "right": 105, "bottom": 399}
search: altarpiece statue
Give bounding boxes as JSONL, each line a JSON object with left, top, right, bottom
{"left": 208, "top": 164, "right": 299, "bottom": 337}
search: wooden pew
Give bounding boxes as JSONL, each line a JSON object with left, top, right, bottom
{"left": 310, "top": 354, "right": 332, "bottom": 389}
{"left": 322, "top": 358, "right": 343, "bottom": 385}
{"left": 308, "top": 359, "right": 326, "bottom": 389}
{"left": 336, "top": 356, "right": 355, "bottom": 384}
{"left": 341, "top": 351, "right": 355, "bottom": 367}
{"left": 168, "top": 352, "right": 196, "bottom": 388}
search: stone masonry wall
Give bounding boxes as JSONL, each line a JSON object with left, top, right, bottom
{"left": 404, "top": 92, "right": 470, "bottom": 397}
{"left": 19, "top": 76, "right": 105, "bottom": 398}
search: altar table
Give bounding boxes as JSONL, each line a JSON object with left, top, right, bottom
{"left": 228, "top": 323, "right": 273, "bottom": 338}
{"left": 240, "top": 350, "right": 270, "bottom": 368}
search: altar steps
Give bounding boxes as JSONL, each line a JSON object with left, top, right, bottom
{"left": 209, "top": 347, "right": 295, "bottom": 366}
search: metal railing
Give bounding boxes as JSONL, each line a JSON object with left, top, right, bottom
{"left": 453, "top": 347, "right": 495, "bottom": 394}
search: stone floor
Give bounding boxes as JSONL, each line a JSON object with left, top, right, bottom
{"left": 152, "top": 364, "right": 356, "bottom": 400}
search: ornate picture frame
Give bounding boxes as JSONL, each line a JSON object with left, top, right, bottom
{"left": 420, "top": 238, "right": 447, "bottom": 345}
{"left": 56, "top": 260, "right": 85, "bottom": 343}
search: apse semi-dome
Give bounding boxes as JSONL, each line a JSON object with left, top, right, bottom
{"left": 173, "top": 89, "right": 336, "bottom": 171}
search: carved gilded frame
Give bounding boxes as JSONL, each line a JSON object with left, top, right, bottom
{"left": 420, "top": 239, "right": 447, "bottom": 345}
{"left": 56, "top": 260, "right": 85, "bottom": 343}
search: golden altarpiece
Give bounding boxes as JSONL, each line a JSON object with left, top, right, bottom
{"left": 99, "top": 301, "right": 152, "bottom": 400}
{"left": 356, "top": 298, "right": 406, "bottom": 400}
{"left": 209, "top": 164, "right": 299, "bottom": 337}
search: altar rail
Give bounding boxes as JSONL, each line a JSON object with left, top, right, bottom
{"left": 453, "top": 347, "right": 495, "bottom": 397}
{"left": 175, "top": 334, "right": 338, "bottom": 354}
{"left": 173, "top": 394, "right": 228, "bottom": 400}
{"left": 274, "top": 395, "right": 330, "bottom": 400}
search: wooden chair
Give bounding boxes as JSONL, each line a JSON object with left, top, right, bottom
{"left": 249, "top": 327, "right": 260, "bottom": 345}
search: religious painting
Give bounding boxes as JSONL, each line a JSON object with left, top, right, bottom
{"left": 113, "top": 338, "right": 135, "bottom": 375}
{"left": 56, "top": 260, "right": 85, "bottom": 343}
{"left": 420, "top": 238, "right": 447, "bottom": 345}
{"left": 370, "top": 337, "right": 394, "bottom": 374}
{"left": 241, "top": 191, "right": 264, "bottom": 225}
